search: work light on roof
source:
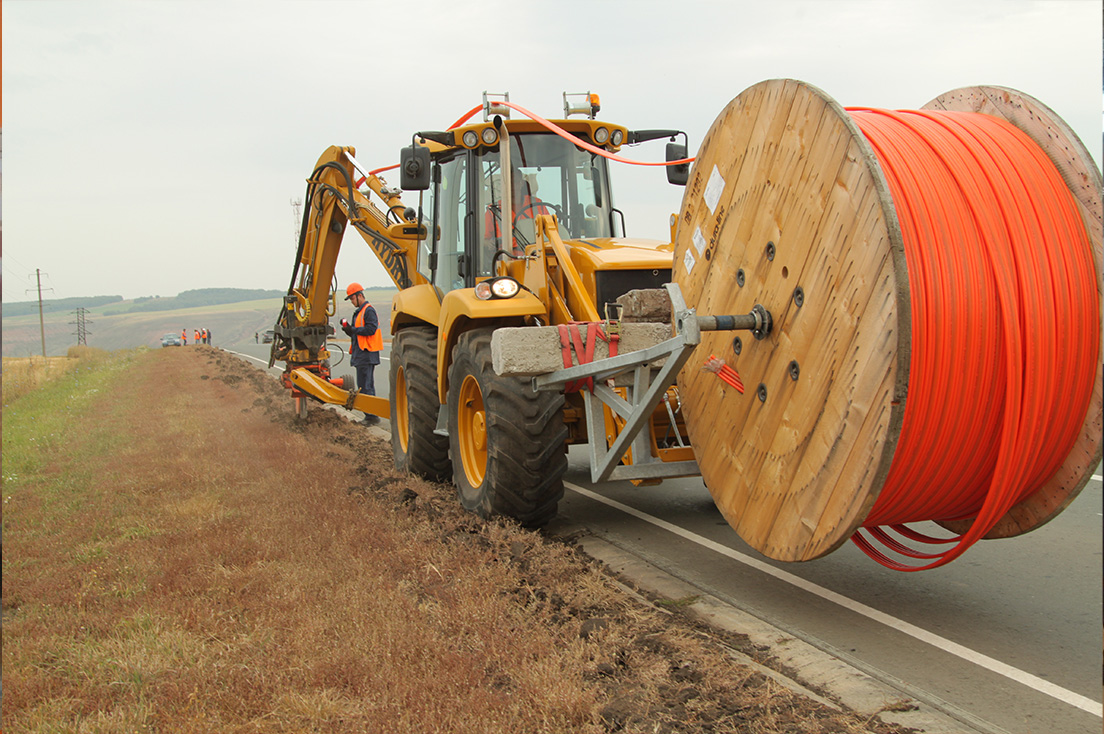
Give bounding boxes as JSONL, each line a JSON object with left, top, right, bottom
{"left": 563, "top": 91, "right": 601, "bottom": 119}
{"left": 462, "top": 130, "right": 480, "bottom": 147}
{"left": 481, "top": 127, "right": 499, "bottom": 145}
{"left": 594, "top": 126, "right": 610, "bottom": 145}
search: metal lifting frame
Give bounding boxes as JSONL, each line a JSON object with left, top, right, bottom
{"left": 532, "top": 283, "right": 769, "bottom": 483}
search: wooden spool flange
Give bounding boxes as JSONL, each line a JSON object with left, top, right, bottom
{"left": 673, "top": 79, "right": 909, "bottom": 562}
{"left": 673, "top": 78, "right": 1102, "bottom": 562}
{"left": 923, "top": 86, "right": 1103, "bottom": 539}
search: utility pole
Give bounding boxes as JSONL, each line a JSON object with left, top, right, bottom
{"left": 33, "top": 268, "right": 53, "bottom": 358}
{"left": 70, "top": 307, "right": 91, "bottom": 346}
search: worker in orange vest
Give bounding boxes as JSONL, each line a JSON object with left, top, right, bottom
{"left": 340, "top": 282, "right": 382, "bottom": 425}
{"left": 181, "top": 328, "right": 187, "bottom": 345}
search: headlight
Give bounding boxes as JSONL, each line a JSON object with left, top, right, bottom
{"left": 481, "top": 127, "right": 499, "bottom": 145}
{"left": 475, "top": 277, "right": 520, "bottom": 300}
{"left": 593, "top": 126, "right": 609, "bottom": 144}
{"left": 610, "top": 129, "right": 624, "bottom": 146}
{"left": 462, "top": 130, "right": 479, "bottom": 147}
{"left": 491, "top": 277, "right": 520, "bottom": 298}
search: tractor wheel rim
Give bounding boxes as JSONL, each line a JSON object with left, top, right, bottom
{"left": 458, "top": 374, "right": 487, "bottom": 487}
{"left": 396, "top": 366, "right": 409, "bottom": 452}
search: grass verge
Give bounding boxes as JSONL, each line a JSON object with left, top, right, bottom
{"left": 2, "top": 346, "right": 914, "bottom": 733}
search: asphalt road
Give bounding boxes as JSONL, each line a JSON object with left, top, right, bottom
{"left": 227, "top": 340, "right": 1101, "bottom": 733}
{"left": 554, "top": 452, "right": 1103, "bottom": 734}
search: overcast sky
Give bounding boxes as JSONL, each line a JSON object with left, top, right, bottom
{"left": 3, "top": 0, "right": 1101, "bottom": 303}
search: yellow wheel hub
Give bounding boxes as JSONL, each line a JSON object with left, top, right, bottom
{"left": 457, "top": 374, "right": 487, "bottom": 487}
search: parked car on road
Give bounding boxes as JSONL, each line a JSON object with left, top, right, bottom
{"left": 261, "top": 329, "right": 275, "bottom": 344}
{"left": 161, "top": 333, "right": 183, "bottom": 347}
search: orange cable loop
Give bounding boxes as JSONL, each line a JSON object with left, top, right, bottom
{"left": 846, "top": 107, "right": 1099, "bottom": 570}
{"left": 365, "top": 100, "right": 693, "bottom": 192}
{"left": 497, "top": 100, "right": 695, "bottom": 168}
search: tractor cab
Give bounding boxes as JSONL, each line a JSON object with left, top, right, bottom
{"left": 400, "top": 94, "right": 687, "bottom": 299}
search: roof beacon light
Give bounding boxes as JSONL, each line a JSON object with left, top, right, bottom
{"left": 563, "top": 91, "right": 600, "bottom": 119}
{"left": 483, "top": 92, "right": 511, "bottom": 122}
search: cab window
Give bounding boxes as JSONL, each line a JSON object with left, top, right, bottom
{"left": 430, "top": 153, "right": 470, "bottom": 293}
{"left": 474, "top": 134, "right": 616, "bottom": 277}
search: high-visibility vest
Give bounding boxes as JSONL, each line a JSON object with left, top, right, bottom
{"left": 355, "top": 303, "right": 382, "bottom": 351}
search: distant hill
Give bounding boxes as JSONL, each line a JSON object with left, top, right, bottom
{"left": 2, "top": 287, "right": 398, "bottom": 358}
{"left": 103, "top": 288, "right": 286, "bottom": 314}
{"left": 3, "top": 288, "right": 285, "bottom": 318}
{"left": 2, "top": 295, "right": 124, "bottom": 317}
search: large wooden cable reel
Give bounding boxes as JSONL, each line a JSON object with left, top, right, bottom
{"left": 672, "top": 79, "right": 1102, "bottom": 563}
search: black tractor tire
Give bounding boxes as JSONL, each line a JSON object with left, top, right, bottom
{"left": 390, "top": 326, "right": 451, "bottom": 482}
{"left": 447, "top": 327, "right": 567, "bottom": 527}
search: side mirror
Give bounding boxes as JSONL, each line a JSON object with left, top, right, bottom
{"left": 400, "top": 145, "right": 431, "bottom": 190}
{"left": 666, "top": 142, "right": 689, "bottom": 186}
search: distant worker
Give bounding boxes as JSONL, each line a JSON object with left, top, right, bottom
{"left": 207, "top": 328, "right": 213, "bottom": 345}
{"left": 254, "top": 332, "right": 259, "bottom": 343}
{"left": 181, "top": 329, "right": 187, "bottom": 346}
{"left": 340, "top": 282, "right": 382, "bottom": 426}
{"left": 202, "top": 328, "right": 209, "bottom": 344}
{"left": 194, "top": 329, "right": 200, "bottom": 344}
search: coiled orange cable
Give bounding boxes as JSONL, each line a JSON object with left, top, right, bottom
{"left": 847, "top": 108, "right": 1099, "bottom": 570}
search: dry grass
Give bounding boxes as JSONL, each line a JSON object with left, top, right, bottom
{"left": 2, "top": 346, "right": 913, "bottom": 733}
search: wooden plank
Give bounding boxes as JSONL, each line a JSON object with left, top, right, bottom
{"left": 674, "top": 80, "right": 908, "bottom": 561}
{"left": 924, "top": 86, "right": 1103, "bottom": 539}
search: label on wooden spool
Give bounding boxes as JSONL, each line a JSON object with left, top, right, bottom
{"left": 673, "top": 79, "right": 911, "bottom": 562}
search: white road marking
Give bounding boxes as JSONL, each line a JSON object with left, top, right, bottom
{"left": 224, "top": 349, "right": 269, "bottom": 366}
{"left": 565, "top": 481, "right": 1103, "bottom": 718}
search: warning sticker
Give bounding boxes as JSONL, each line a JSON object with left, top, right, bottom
{"left": 704, "top": 165, "right": 726, "bottom": 214}
{"left": 683, "top": 248, "right": 696, "bottom": 275}
{"left": 692, "top": 226, "right": 707, "bottom": 256}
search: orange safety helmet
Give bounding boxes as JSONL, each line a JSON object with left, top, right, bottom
{"left": 344, "top": 282, "right": 364, "bottom": 301}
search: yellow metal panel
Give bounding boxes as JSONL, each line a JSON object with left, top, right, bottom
{"left": 391, "top": 283, "right": 441, "bottom": 331}
{"left": 436, "top": 288, "right": 546, "bottom": 400}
